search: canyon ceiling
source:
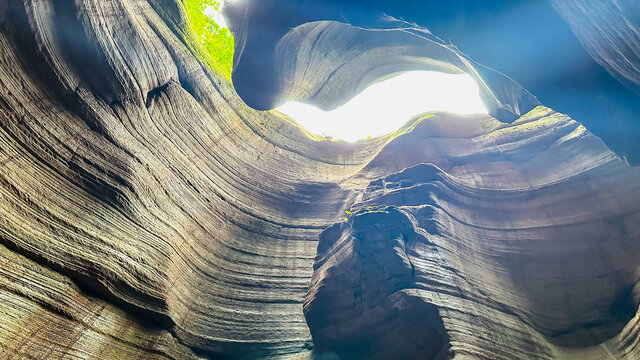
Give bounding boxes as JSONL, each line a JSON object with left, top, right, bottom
{"left": 0, "top": 0, "right": 639, "bottom": 359}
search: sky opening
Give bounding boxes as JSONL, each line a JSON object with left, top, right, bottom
{"left": 276, "top": 71, "right": 488, "bottom": 142}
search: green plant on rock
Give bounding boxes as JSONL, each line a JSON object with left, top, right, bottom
{"left": 184, "top": 0, "right": 234, "bottom": 78}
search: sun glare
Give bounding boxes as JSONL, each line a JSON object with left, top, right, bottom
{"left": 276, "top": 71, "right": 488, "bottom": 142}
{"left": 203, "top": 5, "right": 227, "bottom": 28}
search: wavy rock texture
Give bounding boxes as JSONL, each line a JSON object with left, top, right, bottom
{"left": 305, "top": 108, "right": 640, "bottom": 359}
{"left": 551, "top": 0, "right": 640, "bottom": 96}
{"left": 0, "top": 0, "right": 639, "bottom": 359}
{"left": 0, "top": 0, "right": 371, "bottom": 357}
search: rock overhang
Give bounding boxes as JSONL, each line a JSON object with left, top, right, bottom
{"left": 225, "top": 0, "right": 640, "bottom": 164}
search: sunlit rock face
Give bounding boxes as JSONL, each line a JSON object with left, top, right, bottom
{"left": 0, "top": 0, "right": 639, "bottom": 359}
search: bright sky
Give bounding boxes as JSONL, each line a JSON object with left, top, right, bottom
{"left": 204, "top": 5, "right": 227, "bottom": 28}
{"left": 276, "top": 71, "right": 488, "bottom": 142}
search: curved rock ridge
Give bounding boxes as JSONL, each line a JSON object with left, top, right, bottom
{"left": 306, "top": 107, "right": 640, "bottom": 359}
{"left": 551, "top": 0, "right": 640, "bottom": 96}
{"left": 0, "top": 0, "right": 639, "bottom": 359}
{"left": 225, "top": 0, "right": 640, "bottom": 164}
{"left": 230, "top": 16, "right": 538, "bottom": 122}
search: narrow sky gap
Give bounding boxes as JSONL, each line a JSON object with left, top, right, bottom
{"left": 276, "top": 71, "right": 488, "bottom": 142}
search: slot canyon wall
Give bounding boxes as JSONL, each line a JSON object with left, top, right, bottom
{"left": 0, "top": 0, "right": 639, "bottom": 359}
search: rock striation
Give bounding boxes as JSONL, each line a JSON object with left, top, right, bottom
{"left": 0, "top": 0, "right": 638, "bottom": 359}
{"left": 305, "top": 108, "right": 640, "bottom": 359}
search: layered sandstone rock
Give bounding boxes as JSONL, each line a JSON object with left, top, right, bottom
{"left": 305, "top": 108, "right": 640, "bottom": 359}
{"left": 0, "top": 0, "right": 638, "bottom": 359}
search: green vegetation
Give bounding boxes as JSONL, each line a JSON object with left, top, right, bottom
{"left": 184, "top": 0, "right": 234, "bottom": 78}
